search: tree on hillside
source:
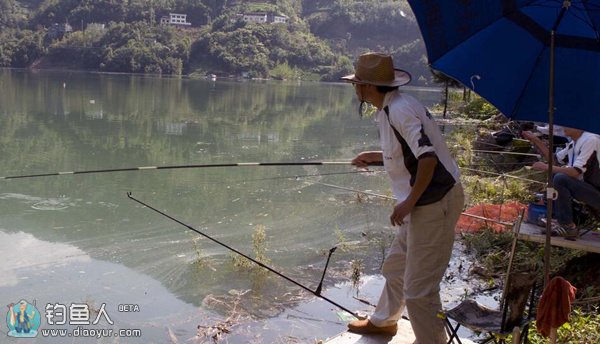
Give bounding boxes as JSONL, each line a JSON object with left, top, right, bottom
{"left": 196, "top": 4, "right": 335, "bottom": 77}
{"left": 309, "top": 0, "right": 416, "bottom": 38}
{"left": 207, "top": 28, "right": 270, "bottom": 76}
{"left": 0, "top": 0, "right": 18, "bottom": 28}
{"left": 0, "top": 29, "right": 46, "bottom": 67}
{"left": 44, "top": 20, "right": 191, "bottom": 74}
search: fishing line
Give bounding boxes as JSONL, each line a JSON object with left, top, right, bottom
{"left": 0, "top": 161, "right": 352, "bottom": 180}
{"left": 470, "top": 149, "right": 541, "bottom": 157}
{"left": 126, "top": 192, "right": 359, "bottom": 318}
{"left": 229, "top": 170, "right": 381, "bottom": 185}
{"left": 162, "top": 170, "right": 377, "bottom": 188}
{"left": 462, "top": 167, "right": 545, "bottom": 184}
{"left": 307, "top": 181, "right": 395, "bottom": 200}
{"left": 466, "top": 161, "right": 533, "bottom": 167}
{"left": 307, "top": 178, "right": 519, "bottom": 227}
{"left": 304, "top": 179, "right": 519, "bottom": 228}
{"left": 459, "top": 213, "right": 513, "bottom": 226}
{"left": 468, "top": 141, "right": 508, "bottom": 149}
{"left": 436, "top": 120, "right": 483, "bottom": 127}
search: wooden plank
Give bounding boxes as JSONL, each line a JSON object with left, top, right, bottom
{"left": 519, "top": 222, "right": 600, "bottom": 253}
{"left": 323, "top": 319, "right": 476, "bottom": 344}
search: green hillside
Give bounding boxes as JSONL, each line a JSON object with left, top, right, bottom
{"left": 0, "top": 0, "right": 430, "bottom": 83}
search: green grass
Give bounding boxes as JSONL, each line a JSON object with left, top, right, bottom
{"left": 528, "top": 307, "right": 600, "bottom": 344}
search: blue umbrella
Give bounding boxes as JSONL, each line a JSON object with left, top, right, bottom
{"left": 407, "top": 0, "right": 600, "bottom": 284}
{"left": 407, "top": 0, "right": 600, "bottom": 134}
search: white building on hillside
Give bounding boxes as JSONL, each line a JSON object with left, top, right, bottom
{"left": 243, "top": 13, "right": 268, "bottom": 23}
{"left": 273, "top": 15, "right": 288, "bottom": 24}
{"left": 87, "top": 23, "right": 106, "bottom": 31}
{"left": 160, "top": 13, "right": 191, "bottom": 26}
{"left": 239, "top": 13, "right": 288, "bottom": 24}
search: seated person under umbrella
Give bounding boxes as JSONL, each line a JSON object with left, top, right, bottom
{"left": 522, "top": 126, "right": 600, "bottom": 238}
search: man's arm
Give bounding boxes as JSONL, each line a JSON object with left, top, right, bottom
{"left": 530, "top": 161, "right": 581, "bottom": 178}
{"left": 390, "top": 155, "right": 437, "bottom": 226}
{"left": 522, "top": 131, "right": 551, "bottom": 161}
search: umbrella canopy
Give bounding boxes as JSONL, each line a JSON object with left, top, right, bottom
{"left": 407, "top": 0, "right": 600, "bottom": 134}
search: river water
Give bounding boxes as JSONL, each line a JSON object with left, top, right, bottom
{"left": 0, "top": 70, "right": 476, "bottom": 343}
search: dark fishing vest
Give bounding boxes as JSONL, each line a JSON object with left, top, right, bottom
{"left": 384, "top": 107, "right": 456, "bottom": 206}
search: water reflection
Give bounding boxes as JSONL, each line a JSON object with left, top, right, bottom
{"left": 0, "top": 231, "right": 89, "bottom": 287}
{"left": 0, "top": 231, "right": 211, "bottom": 342}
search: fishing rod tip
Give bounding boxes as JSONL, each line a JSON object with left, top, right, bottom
{"left": 126, "top": 191, "right": 133, "bottom": 198}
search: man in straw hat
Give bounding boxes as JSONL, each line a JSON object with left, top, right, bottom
{"left": 342, "top": 52, "right": 464, "bottom": 342}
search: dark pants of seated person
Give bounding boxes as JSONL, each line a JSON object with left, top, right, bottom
{"left": 554, "top": 173, "right": 600, "bottom": 226}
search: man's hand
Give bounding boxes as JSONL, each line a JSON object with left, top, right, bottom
{"left": 389, "top": 155, "right": 437, "bottom": 226}
{"left": 531, "top": 161, "right": 548, "bottom": 171}
{"left": 351, "top": 151, "right": 383, "bottom": 169}
{"left": 390, "top": 199, "right": 416, "bottom": 226}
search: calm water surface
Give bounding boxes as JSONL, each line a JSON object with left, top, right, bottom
{"left": 1, "top": 70, "right": 465, "bottom": 343}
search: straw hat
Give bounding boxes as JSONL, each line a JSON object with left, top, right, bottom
{"left": 341, "top": 52, "right": 411, "bottom": 87}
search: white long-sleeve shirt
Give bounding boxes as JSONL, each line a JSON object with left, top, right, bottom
{"left": 376, "top": 90, "right": 460, "bottom": 205}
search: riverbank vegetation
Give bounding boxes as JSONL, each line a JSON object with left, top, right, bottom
{"left": 441, "top": 92, "right": 600, "bottom": 343}
{"left": 0, "top": 0, "right": 430, "bottom": 83}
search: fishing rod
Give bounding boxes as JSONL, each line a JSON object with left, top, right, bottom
{"left": 0, "top": 161, "right": 352, "bottom": 180}
{"left": 126, "top": 192, "right": 359, "bottom": 318}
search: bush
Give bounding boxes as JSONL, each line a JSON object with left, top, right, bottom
{"left": 462, "top": 96, "right": 499, "bottom": 120}
{"left": 270, "top": 61, "right": 299, "bottom": 80}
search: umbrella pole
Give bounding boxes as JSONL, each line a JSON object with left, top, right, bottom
{"left": 544, "top": 28, "right": 556, "bottom": 288}
{"left": 544, "top": 1, "right": 571, "bottom": 288}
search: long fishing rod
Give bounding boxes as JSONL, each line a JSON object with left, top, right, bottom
{"left": 126, "top": 192, "right": 359, "bottom": 318}
{"left": 0, "top": 161, "right": 352, "bottom": 180}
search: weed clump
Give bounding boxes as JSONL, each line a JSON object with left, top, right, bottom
{"left": 230, "top": 224, "right": 271, "bottom": 271}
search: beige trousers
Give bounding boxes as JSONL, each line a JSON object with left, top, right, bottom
{"left": 369, "top": 183, "right": 464, "bottom": 344}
